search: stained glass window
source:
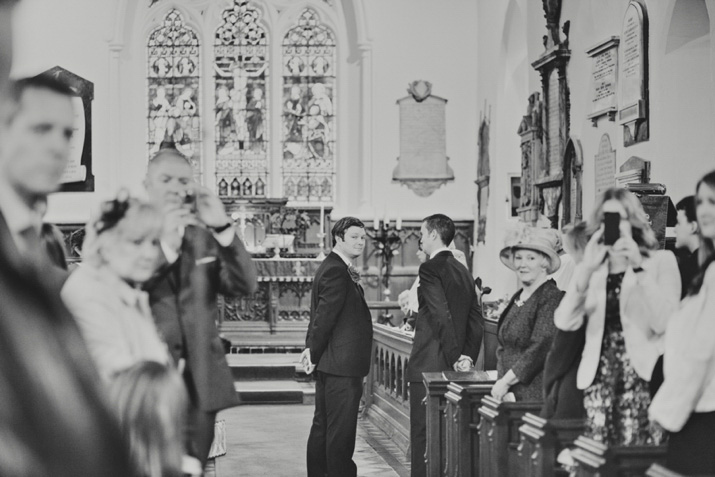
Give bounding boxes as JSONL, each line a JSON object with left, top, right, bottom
{"left": 147, "top": 9, "right": 202, "bottom": 178}
{"left": 282, "top": 8, "right": 336, "bottom": 203}
{"left": 215, "top": 0, "right": 269, "bottom": 198}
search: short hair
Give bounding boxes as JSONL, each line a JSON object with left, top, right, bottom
{"left": 0, "top": 73, "right": 74, "bottom": 126}
{"left": 331, "top": 217, "right": 365, "bottom": 246}
{"left": 147, "top": 142, "right": 192, "bottom": 170}
{"left": 676, "top": 195, "right": 696, "bottom": 223}
{"left": 422, "top": 214, "right": 455, "bottom": 246}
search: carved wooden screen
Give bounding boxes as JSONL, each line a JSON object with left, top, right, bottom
{"left": 281, "top": 8, "right": 336, "bottom": 203}
{"left": 214, "top": 0, "right": 269, "bottom": 198}
{"left": 147, "top": 9, "right": 202, "bottom": 180}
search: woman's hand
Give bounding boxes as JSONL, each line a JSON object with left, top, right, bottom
{"left": 611, "top": 234, "right": 643, "bottom": 269}
{"left": 490, "top": 378, "right": 511, "bottom": 400}
{"left": 575, "top": 228, "right": 608, "bottom": 291}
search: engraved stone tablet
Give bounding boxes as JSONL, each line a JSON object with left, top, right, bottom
{"left": 594, "top": 134, "right": 616, "bottom": 196}
{"left": 619, "top": 2, "right": 646, "bottom": 125}
{"left": 393, "top": 81, "right": 454, "bottom": 197}
{"left": 586, "top": 37, "right": 619, "bottom": 123}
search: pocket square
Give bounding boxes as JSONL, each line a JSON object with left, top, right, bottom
{"left": 195, "top": 256, "right": 217, "bottom": 265}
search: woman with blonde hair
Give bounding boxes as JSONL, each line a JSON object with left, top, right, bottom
{"left": 650, "top": 170, "right": 715, "bottom": 474}
{"left": 61, "top": 192, "right": 171, "bottom": 381}
{"left": 109, "top": 361, "right": 189, "bottom": 477}
{"left": 554, "top": 187, "right": 680, "bottom": 446}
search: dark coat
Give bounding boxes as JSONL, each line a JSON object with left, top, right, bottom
{"left": 407, "top": 251, "right": 483, "bottom": 383}
{"left": 541, "top": 327, "right": 586, "bottom": 419}
{"left": 0, "top": 211, "right": 133, "bottom": 476}
{"left": 497, "top": 279, "right": 563, "bottom": 401}
{"left": 147, "top": 225, "right": 257, "bottom": 412}
{"left": 306, "top": 252, "right": 373, "bottom": 377}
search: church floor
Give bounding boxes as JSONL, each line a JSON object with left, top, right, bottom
{"left": 207, "top": 404, "right": 410, "bottom": 477}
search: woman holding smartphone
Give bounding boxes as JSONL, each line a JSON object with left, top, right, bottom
{"left": 554, "top": 187, "right": 680, "bottom": 446}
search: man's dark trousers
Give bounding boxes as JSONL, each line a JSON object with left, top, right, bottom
{"left": 409, "top": 381, "right": 428, "bottom": 477}
{"left": 307, "top": 371, "right": 363, "bottom": 477}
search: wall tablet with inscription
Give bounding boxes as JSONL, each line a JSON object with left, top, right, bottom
{"left": 392, "top": 80, "right": 454, "bottom": 197}
{"left": 586, "top": 37, "right": 619, "bottom": 125}
{"left": 594, "top": 133, "right": 616, "bottom": 196}
{"left": 44, "top": 66, "right": 95, "bottom": 192}
{"left": 618, "top": 0, "right": 649, "bottom": 146}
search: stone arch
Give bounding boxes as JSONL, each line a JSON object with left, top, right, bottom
{"left": 562, "top": 136, "right": 583, "bottom": 226}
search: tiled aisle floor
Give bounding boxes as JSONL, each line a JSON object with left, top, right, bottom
{"left": 210, "top": 404, "right": 410, "bottom": 477}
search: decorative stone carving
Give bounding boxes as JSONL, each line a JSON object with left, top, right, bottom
{"left": 476, "top": 107, "right": 490, "bottom": 244}
{"left": 393, "top": 81, "right": 454, "bottom": 197}
{"left": 517, "top": 94, "right": 543, "bottom": 225}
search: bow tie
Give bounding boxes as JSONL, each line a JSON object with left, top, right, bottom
{"left": 347, "top": 264, "right": 361, "bottom": 284}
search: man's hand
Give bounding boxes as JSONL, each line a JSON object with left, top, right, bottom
{"left": 194, "top": 185, "right": 231, "bottom": 228}
{"left": 453, "top": 354, "right": 473, "bottom": 372}
{"left": 162, "top": 207, "right": 198, "bottom": 253}
{"left": 300, "top": 348, "right": 316, "bottom": 375}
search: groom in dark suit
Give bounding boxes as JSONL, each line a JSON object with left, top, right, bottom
{"left": 305, "top": 217, "right": 373, "bottom": 477}
{"left": 144, "top": 147, "right": 257, "bottom": 467}
{"left": 407, "top": 214, "right": 483, "bottom": 477}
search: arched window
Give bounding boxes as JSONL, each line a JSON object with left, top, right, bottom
{"left": 146, "top": 1, "right": 339, "bottom": 205}
{"left": 147, "top": 9, "right": 202, "bottom": 178}
{"left": 282, "top": 9, "right": 336, "bottom": 203}
{"left": 214, "top": 0, "right": 269, "bottom": 198}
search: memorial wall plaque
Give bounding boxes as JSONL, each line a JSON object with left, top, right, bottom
{"left": 594, "top": 133, "right": 616, "bottom": 196}
{"left": 393, "top": 80, "right": 454, "bottom": 197}
{"left": 586, "top": 37, "right": 619, "bottom": 125}
{"left": 45, "top": 66, "right": 95, "bottom": 192}
{"left": 618, "top": 1, "right": 649, "bottom": 145}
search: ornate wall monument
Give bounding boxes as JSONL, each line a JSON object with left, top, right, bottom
{"left": 530, "top": 0, "right": 571, "bottom": 228}
{"left": 562, "top": 136, "right": 583, "bottom": 226}
{"left": 517, "top": 92, "right": 543, "bottom": 225}
{"left": 393, "top": 80, "right": 454, "bottom": 197}
{"left": 586, "top": 36, "right": 619, "bottom": 126}
{"left": 619, "top": 0, "right": 649, "bottom": 146}
{"left": 476, "top": 106, "right": 490, "bottom": 243}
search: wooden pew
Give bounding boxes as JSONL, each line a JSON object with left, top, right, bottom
{"left": 422, "top": 371, "right": 495, "bottom": 477}
{"left": 570, "top": 435, "right": 667, "bottom": 476}
{"left": 646, "top": 464, "right": 686, "bottom": 477}
{"left": 444, "top": 380, "right": 495, "bottom": 477}
{"left": 477, "top": 395, "right": 543, "bottom": 477}
{"left": 517, "top": 413, "right": 585, "bottom": 477}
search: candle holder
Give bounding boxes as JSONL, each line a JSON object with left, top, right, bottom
{"left": 366, "top": 219, "right": 402, "bottom": 301}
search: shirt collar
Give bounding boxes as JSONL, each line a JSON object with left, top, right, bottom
{"left": 0, "top": 178, "right": 41, "bottom": 237}
{"left": 429, "top": 247, "right": 451, "bottom": 259}
{"left": 332, "top": 248, "right": 354, "bottom": 267}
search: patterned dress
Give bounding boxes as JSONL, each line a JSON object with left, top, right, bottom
{"left": 583, "top": 272, "right": 665, "bottom": 446}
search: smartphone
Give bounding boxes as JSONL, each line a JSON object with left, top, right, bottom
{"left": 603, "top": 212, "right": 620, "bottom": 246}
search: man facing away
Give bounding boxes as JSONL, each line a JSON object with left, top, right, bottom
{"left": 304, "top": 217, "right": 373, "bottom": 477}
{"left": 674, "top": 195, "right": 700, "bottom": 298}
{"left": 407, "top": 213, "right": 483, "bottom": 477}
{"left": 0, "top": 71, "right": 132, "bottom": 475}
{"left": 143, "top": 146, "right": 257, "bottom": 467}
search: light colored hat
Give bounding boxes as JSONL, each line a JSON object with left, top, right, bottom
{"left": 499, "top": 226, "right": 561, "bottom": 275}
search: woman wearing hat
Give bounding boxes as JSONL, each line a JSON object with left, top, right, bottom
{"left": 554, "top": 188, "right": 680, "bottom": 446}
{"left": 491, "top": 226, "right": 565, "bottom": 402}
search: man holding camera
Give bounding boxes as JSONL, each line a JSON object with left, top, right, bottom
{"left": 144, "top": 146, "right": 257, "bottom": 467}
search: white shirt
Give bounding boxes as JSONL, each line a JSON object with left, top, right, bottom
{"left": 332, "top": 247, "right": 354, "bottom": 267}
{"left": 429, "top": 246, "right": 451, "bottom": 258}
{"left": 0, "top": 177, "right": 41, "bottom": 252}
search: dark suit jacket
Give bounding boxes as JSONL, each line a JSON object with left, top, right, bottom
{"left": 147, "top": 225, "right": 257, "bottom": 412}
{"left": 0, "top": 211, "right": 133, "bottom": 476}
{"left": 407, "top": 251, "right": 483, "bottom": 383}
{"left": 497, "top": 279, "right": 563, "bottom": 401}
{"left": 306, "top": 252, "right": 373, "bottom": 377}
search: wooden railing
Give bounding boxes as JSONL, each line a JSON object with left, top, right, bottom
{"left": 363, "top": 323, "right": 413, "bottom": 456}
